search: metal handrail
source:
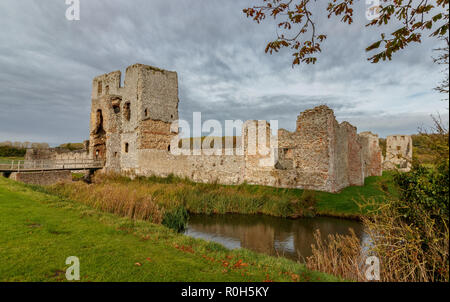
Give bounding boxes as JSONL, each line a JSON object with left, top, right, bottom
{"left": 0, "top": 159, "right": 103, "bottom": 172}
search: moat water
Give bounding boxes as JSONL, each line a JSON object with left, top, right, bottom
{"left": 184, "top": 214, "right": 366, "bottom": 262}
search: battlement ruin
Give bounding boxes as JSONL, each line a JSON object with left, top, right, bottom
{"left": 81, "top": 63, "right": 387, "bottom": 192}
{"left": 22, "top": 63, "right": 412, "bottom": 192}
{"left": 383, "top": 135, "right": 413, "bottom": 172}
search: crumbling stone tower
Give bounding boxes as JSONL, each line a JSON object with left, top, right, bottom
{"left": 359, "top": 132, "right": 383, "bottom": 177}
{"left": 242, "top": 120, "right": 278, "bottom": 186}
{"left": 273, "top": 106, "right": 363, "bottom": 192}
{"left": 89, "top": 64, "right": 179, "bottom": 172}
{"left": 384, "top": 135, "right": 413, "bottom": 172}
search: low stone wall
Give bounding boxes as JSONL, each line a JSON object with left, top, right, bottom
{"left": 25, "top": 147, "right": 90, "bottom": 162}
{"left": 9, "top": 171, "right": 72, "bottom": 186}
{"left": 136, "top": 149, "right": 244, "bottom": 185}
{"left": 127, "top": 106, "right": 385, "bottom": 193}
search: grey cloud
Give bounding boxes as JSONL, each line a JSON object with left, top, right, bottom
{"left": 0, "top": 0, "right": 447, "bottom": 145}
{"left": 345, "top": 112, "right": 450, "bottom": 138}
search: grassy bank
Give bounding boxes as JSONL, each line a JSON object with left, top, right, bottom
{"left": 315, "top": 172, "right": 397, "bottom": 218}
{"left": 49, "top": 172, "right": 396, "bottom": 231}
{"left": 0, "top": 176, "right": 338, "bottom": 282}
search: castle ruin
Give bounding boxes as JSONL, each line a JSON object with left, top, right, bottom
{"left": 84, "top": 63, "right": 385, "bottom": 193}
{"left": 19, "top": 63, "right": 414, "bottom": 191}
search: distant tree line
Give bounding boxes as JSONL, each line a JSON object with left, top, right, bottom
{"left": 0, "top": 145, "right": 26, "bottom": 157}
{"left": 0, "top": 141, "right": 50, "bottom": 149}
{"left": 58, "top": 143, "right": 85, "bottom": 151}
{"left": 0, "top": 141, "right": 49, "bottom": 157}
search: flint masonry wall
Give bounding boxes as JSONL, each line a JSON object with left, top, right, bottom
{"left": 383, "top": 135, "right": 413, "bottom": 172}
{"left": 89, "top": 64, "right": 179, "bottom": 174}
{"left": 270, "top": 106, "right": 365, "bottom": 192}
{"left": 359, "top": 132, "right": 383, "bottom": 178}
{"left": 242, "top": 120, "right": 278, "bottom": 187}
{"left": 342, "top": 122, "right": 364, "bottom": 186}
{"left": 137, "top": 150, "right": 244, "bottom": 185}
{"left": 9, "top": 171, "right": 72, "bottom": 186}
{"left": 239, "top": 106, "right": 368, "bottom": 192}
{"left": 25, "top": 144, "right": 90, "bottom": 162}
{"left": 88, "top": 64, "right": 385, "bottom": 193}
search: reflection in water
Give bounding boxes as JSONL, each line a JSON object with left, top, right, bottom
{"left": 184, "top": 214, "right": 365, "bottom": 262}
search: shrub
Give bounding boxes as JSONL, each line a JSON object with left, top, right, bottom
{"left": 306, "top": 229, "right": 364, "bottom": 281}
{"left": 306, "top": 197, "right": 449, "bottom": 282}
{"left": 162, "top": 206, "right": 189, "bottom": 232}
{"left": 290, "top": 190, "right": 317, "bottom": 217}
{"left": 300, "top": 190, "right": 317, "bottom": 208}
{"left": 306, "top": 119, "right": 449, "bottom": 282}
{"left": 0, "top": 146, "right": 26, "bottom": 157}
{"left": 394, "top": 162, "right": 449, "bottom": 227}
{"left": 59, "top": 143, "right": 85, "bottom": 151}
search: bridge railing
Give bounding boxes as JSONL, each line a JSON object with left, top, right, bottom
{"left": 0, "top": 159, "right": 104, "bottom": 172}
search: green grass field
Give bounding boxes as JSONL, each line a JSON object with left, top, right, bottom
{"left": 315, "top": 172, "right": 398, "bottom": 217}
{"left": 0, "top": 177, "right": 338, "bottom": 282}
{"left": 0, "top": 156, "right": 24, "bottom": 164}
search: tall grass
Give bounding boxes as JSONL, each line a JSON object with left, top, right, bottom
{"left": 93, "top": 172, "right": 313, "bottom": 219}
{"left": 48, "top": 172, "right": 317, "bottom": 231}
{"left": 306, "top": 118, "right": 449, "bottom": 282}
{"left": 51, "top": 181, "right": 164, "bottom": 224}
{"left": 306, "top": 199, "right": 449, "bottom": 282}
{"left": 306, "top": 229, "right": 365, "bottom": 281}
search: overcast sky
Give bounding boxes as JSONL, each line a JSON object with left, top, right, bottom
{"left": 0, "top": 0, "right": 448, "bottom": 146}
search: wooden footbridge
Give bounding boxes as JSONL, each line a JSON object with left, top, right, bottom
{"left": 0, "top": 159, "right": 104, "bottom": 173}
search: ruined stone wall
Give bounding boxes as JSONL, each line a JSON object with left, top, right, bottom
{"left": 119, "top": 66, "right": 140, "bottom": 172}
{"left": 242, "top": 120, "right": 278, "bottom": 187}
{"left": 89, "top": 64, "right": 387, "bottom": 193}
{"left": 139, "top": 64, "right": 179, "bottom": 123}
{"left": 335, "top": 122, "right": 364, "bottom": 188}
{"left": 136, "top": 149, "right": 244, "bottom": 185}
{"left": 259, "top": 106, "right": 365, "bottom": 192}
{"left": 89, "top": 94, "right": 123, "bottom": 171}
{"left": 359, "top": 132, "right": 383, "bottom": 177}
{"left": 91, "top": 70, "right": 122, "bottom": 99}
{"left": 277, "top": 129, "right": 295, "bottom": 170}
{"left": 237, "top": 106, "right": 366, "bottom": 192}
{"left": 90, "top": 64, "right": 179, "bottom": 174}
{"left": 138, "top": 119, "right": 176, "bottom": 151}
{"left": 90, "top": 68, "right": 134, "bottom": 171}
{"left": 267, "top": 124, "right": 334, "bottom": 191}
{"left": 384, "top": 135, "right": 413, "bottom": 172}
{"left": 294, "top": 106, "right": 332, "bottom": 189}
{"left": 9, "top": 171, "right": 72, "bottom": 186}
{"left": 25, "top": 147, "right": 90, "bottom": 162}
{"left": 331, "top": 120, "right": 350, "bottom": 191}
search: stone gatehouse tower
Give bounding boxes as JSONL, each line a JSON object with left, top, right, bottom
{"left": 89, "top": 63, "right": 385, "bottom": 193}
{"left": 383, "top": 135, "right": 413, "bottom": 172}
{"left": 89, "top": 64, "right": 179, "bottom": 172}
